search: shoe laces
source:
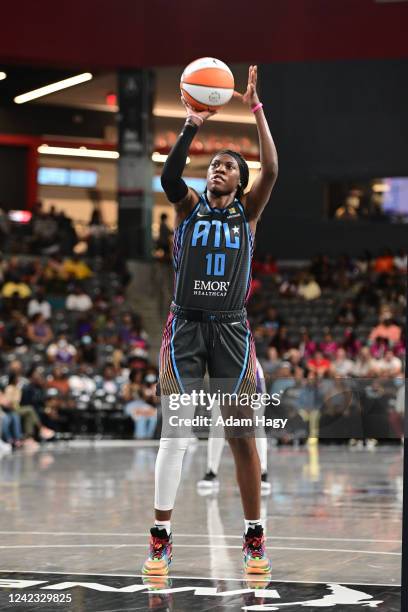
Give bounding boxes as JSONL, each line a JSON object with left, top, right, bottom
{"left": 245, "top": 534, "right": 265, "bottom": 556}
{"left": 150, "top": 535, "right": 169, "bottom": 560}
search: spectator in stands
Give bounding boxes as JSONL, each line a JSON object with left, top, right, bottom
{"left": 47, "top": 366, "right": 70, "bottom": 396}
{"left": 3, "top": 311, "right": 27, "bottom": 347}
{"left": 299, "top": 329, "right": 317, "bottom": 360}
{"left": 66, "top": 285, "right": 93, "bottom": 312}
{"left": 122, "top": 369, "right": 157, "bottom": 439}
{"left": 270, "top": 362, "right": 295, "bottom": 396}
{"left": 279, "top": 275, "right": 298, "bottom": 297}
{"left": 342, "top": 328, "right": 361, "bottom": 359}
{"left": 298, "top": 371, "right": 323, "bottom": 413}
{"left": 4, "top": 372, "right": 53, "bottom": 447}
{"left": 69, "top": 365, "right": 96, "bottom": 395}
{"left": 319, "top": 330, "right": 338, "bottom": 358}
{"left": 98, "top": 365, "right": 120, "bottom": 395}
{"left": 374, "top": 248, "right": 394, "bottom": 274}
{"left": 1, "top": 277, "right": 31, "bottom": 299}
{"left": 307, "top": 351, "right": 331, "bottom": 377}
{"left": 286, "top": 348, "right": 304, "bottom": 373}
{"left": 394, "top": 249, "right": 407, "bottom": 273}
{"left": 0, "top": 389, "right": 24, "bottom": 448}
{"left": 87, "top": 208, "right": 109, "bottom": 257}
{"left": 156, "top": 213, "right": 173, "bottom": 260}
{"left": 31, "top": 206, "right": 59, "bottom": 254}
{"left": 336, "top": 299, "right": 360, "bottom": 325}
{"left": 369, "top": 316, "right": 401, "bottom": 345}
{"left": 21, "top": 366, "right": 57, "bottom": 431}
{"left": 297, "top": 274, "right": 321, "bottom": 301}
{"left": 310, "top": 254, "right": 331, "bottom": 286}
{"left": 47, "top": 334, "right": 77, "bottom": 364}
{"left": 330, "top": 348, "right": 354, "bottom": 377}
{"left": 352, "top": 347, "right": 377, "bottom": 378}
{"left": 375, "top": 350, "right": 403, "bottom": 378}
{"left": 269, "top": 326, "right": 290, "bottom": 354}
{"left": 260, "top": 307, "right": 285, "bottom": 335}
{"left": 97, "top": 315, "right": 119, "bottom": 345}
{"left": 260, "top": 346, "right": 282, "bottom": 377}
{"left": 260, "top": 254, "right": 278, "bottom": 276}
{"left": 369, "top": 336, "right": 389, "bottom": 359}
{"left": 62, "top": 255, "right": 92, "bottom": 281}
{"left": 26, "top": 313, "right": 53, "bottom": 346}
{"left": 43, "top": 255, "right": 66, "bottom": 289}
{"left": 27, "top": 286, "right": 52, "bottom": 320}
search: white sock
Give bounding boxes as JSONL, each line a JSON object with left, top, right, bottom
{"left": 244, "top": 519, "right": 263, "bottom": 534}
{"left": 154, "top": 520, "right": 171, "bottom": 536}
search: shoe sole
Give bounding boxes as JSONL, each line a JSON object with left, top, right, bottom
{"left": 142, "top": 556, "right": 172, "bottom": 576}
{"left": 244, "top": 562, "right": 272, "bottom": 574}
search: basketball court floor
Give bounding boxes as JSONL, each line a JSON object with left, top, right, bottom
{"left": 0, "top": 441, "right": 402, "bottom": 610}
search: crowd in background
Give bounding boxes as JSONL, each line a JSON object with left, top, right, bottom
{"left": 248, "top": 250, "right": 406, "bottom": 446}
{"left": 0, "top": 238, "right": 407, "bottom": 452}
{"left": 0, "top": 202, "right": 116, "bottom": 258}
{"left": 0, "top": 252, "right": 160, "bottom": 454}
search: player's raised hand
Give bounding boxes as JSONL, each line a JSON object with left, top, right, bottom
{"left": 181, "top": 96, "right": 216, "bottom": 126}
{"left": 233, "top": 65, "right": 260, "bottom": 108}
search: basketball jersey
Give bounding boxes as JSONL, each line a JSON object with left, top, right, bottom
{"left": 173, "top": 193, "right": 254, "bottom": 311}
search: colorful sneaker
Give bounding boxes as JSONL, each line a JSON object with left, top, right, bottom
{"left": 243, "top": 525, "right": 271, "bottom": 574}
{"left": 142, "top": 527, "right": 173, "bottom": 576}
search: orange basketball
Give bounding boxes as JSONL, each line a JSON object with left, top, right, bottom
{"left": 180, "top": 57, "right": 235, "bottom": 112}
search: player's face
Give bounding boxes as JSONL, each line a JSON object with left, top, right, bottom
{"left": 207, "top": 154, "right": 240, "bottom": 196}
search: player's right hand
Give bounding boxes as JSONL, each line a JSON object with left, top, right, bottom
{"left": 181, "top": 96, "right": 216, "bottom": 125}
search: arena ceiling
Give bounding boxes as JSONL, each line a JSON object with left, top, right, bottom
{"left": 1, "top": 0, "right": 408, "bottom": 70}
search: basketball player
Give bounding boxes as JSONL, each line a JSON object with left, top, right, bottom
{"left": 197, "top": 359, "right": 271, "bottom": 495}
{"left": 143, "top": 65, "right": 278, "bottom": 575}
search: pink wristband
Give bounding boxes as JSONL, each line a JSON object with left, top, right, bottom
{"left": 251, "top": 102, "right": 263, "bottom": 113}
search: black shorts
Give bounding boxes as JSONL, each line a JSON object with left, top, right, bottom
{"left": 158, "top": 308, "right": 257, "bottom": 398}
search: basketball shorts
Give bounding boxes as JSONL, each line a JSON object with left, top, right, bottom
{"left": 158, "top": 304, "right": 257, "bottom": 399}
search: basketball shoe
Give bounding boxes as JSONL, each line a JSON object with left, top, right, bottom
{"left": 243, "top": 524, "right": 271, "bottom": 574}
{"left": 142, "top": 527, "right": 172, "bottom": 576}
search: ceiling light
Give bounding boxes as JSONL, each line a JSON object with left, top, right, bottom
{"left": 15, "top": 73, "right": 93, "bottom": 104}
{"left": 38, "top": 145, "right": 119, "bottom": 159}
{"left": 152, "top": 152, "right": 190, "bottom": 163}
{"left": 0, "top": 72, "right": 6, "bottom": 81}
{"left": 154, "top": 107, "right": 255, "bottom": 125}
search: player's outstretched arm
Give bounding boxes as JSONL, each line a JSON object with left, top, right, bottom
{"left": 161, "top": 100, "right": 215, "bottom": 225}
{"left": 235, "top": 65, "right": 278, "bottom": 224}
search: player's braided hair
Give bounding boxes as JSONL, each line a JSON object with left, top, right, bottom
{"left": 211, "top": 149, "right": 249, "bottom": 200}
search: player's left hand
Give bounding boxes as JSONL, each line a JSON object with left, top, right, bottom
{"left": 233, "top": 65, "right": 260, "bottom": 108}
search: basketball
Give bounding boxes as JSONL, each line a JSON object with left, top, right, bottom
{"left": 180, "top": 57, "right": 235, "bottom": 112}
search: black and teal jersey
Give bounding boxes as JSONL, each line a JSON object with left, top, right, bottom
{"left": 172, "top": 193, "right": 254, "bottom": 311}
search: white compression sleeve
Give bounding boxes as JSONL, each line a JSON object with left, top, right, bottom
{"left": 154, "top": 437, "right": 190, "bottom": 510}
{"left": 207, "top": 436, "right": 225, "bottom": 474}
{"left": 255, "top": 435, "right": 268, "bottom": 474}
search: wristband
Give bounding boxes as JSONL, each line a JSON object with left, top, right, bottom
{"left": 186, "top": 114, "right": 203, "bottom": 127}
{"left": 251, "top": 102, "right": 263, "bottom": 113}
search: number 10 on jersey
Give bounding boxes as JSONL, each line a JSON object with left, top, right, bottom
{"left": 206, "top": 253, "right": 225, "bottom": 276}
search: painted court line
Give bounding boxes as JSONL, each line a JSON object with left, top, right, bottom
{"left": 0, "top": 531, "right": 400, "bottom": 544}
{"left": 0, "top": 569, "right": 399, "bottom": 588}
{"left": 0, "top": 544, "right": 401, "bottom": 555}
